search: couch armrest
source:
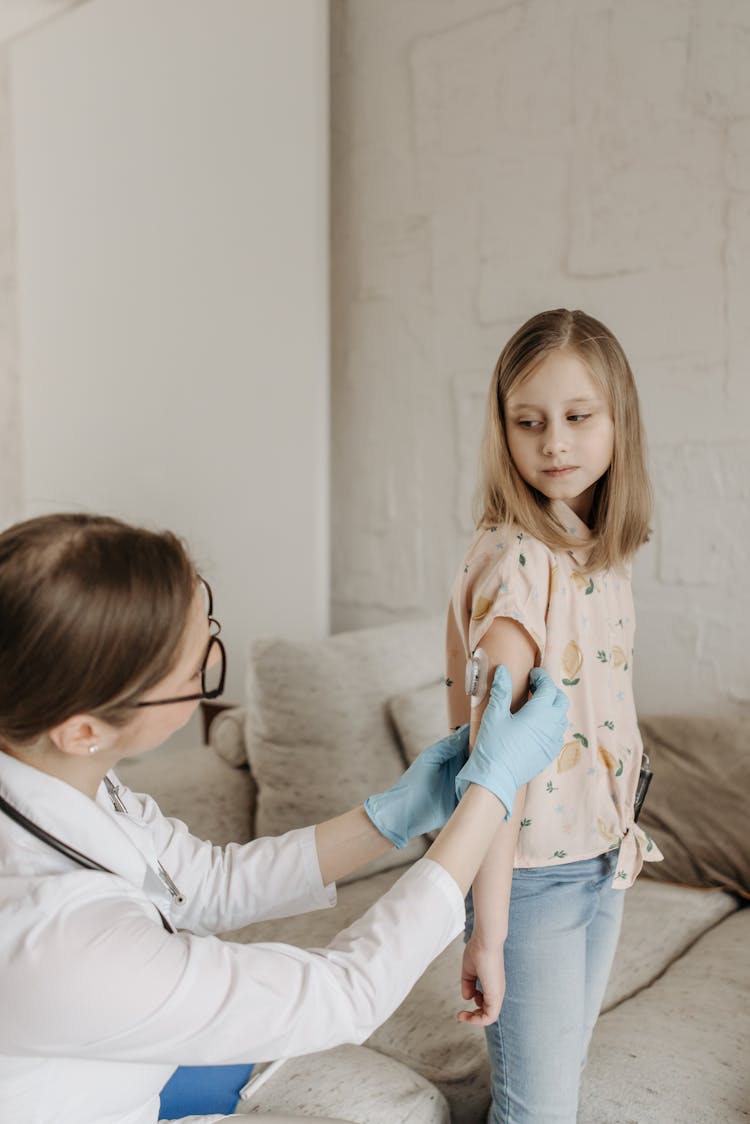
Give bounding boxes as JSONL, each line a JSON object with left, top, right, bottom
{"left": 206, "top": 705, "right": 248, "bottom": 768}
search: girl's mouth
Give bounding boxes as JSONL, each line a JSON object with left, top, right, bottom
{"left": 542, "top": 466, "right": 577, "bottom": 477}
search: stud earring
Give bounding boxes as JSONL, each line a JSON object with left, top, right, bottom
{"left": 88, "top": 745, "right": 99, "bottom": 755}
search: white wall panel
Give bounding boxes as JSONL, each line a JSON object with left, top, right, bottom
{"left": 13, "top": 0, "right": 329, "bottom": 716}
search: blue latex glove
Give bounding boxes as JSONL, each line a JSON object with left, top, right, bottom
{"left": 364, "top": 726, "right": 469, "bottom": 848}
{"left": 455, "top": 665, "right": 569, "bottom": 819}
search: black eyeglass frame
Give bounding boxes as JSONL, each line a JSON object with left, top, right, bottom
{"left": 132, "top": 578, "right": 227, "bottom": 708}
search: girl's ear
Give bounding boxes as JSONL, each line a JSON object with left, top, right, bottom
{"left": 47, "top": 714, "right": 106, "bottom": 757}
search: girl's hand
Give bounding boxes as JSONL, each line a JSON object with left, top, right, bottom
{"left": 458, "top": 936, "right": 506, "bottom": 1026}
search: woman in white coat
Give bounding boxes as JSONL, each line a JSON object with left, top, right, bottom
{"left": 0, "top": 513, "right": 568, "bottom": 1124}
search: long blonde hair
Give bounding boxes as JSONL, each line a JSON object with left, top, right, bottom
{"left": 476, "top": 309, "right": 652, "bottom": 572}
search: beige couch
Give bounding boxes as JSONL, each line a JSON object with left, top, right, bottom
{"left": 119, "top": 617, "right": 750, "bottom": 1124}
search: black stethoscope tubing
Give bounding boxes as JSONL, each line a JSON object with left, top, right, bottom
{"left": 0, "top": 790, "right": 175, "bottom": 933}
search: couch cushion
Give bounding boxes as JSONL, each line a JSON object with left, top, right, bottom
{"left": 388, "top": 681, "right": 449, "bottom": 765}
{"left": 638, "top": 713, "right": 750, "bottom": 899}
{"left": 579, "top": 908, "right": 750, "bottom": 1123}
{"left": 239, "top": 1043, "right": 450, "bottom": 1124}
{"left": 244, "top": 617, "right": 445, "bottom": 880}
{"left": 387, "top": 681, "right": 454, "bottom": 843}
{"left": 602, "top": 880, "right": 738, "bottom": 1011}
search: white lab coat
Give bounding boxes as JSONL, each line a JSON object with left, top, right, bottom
{"left": 0, "top": 751, "right": 464, "bottom": 1124}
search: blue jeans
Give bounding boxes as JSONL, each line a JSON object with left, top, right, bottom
{"left": 466, "top": 852, "right": 624, "bottom": 1124}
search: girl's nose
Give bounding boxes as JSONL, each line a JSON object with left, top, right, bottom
{"left": 542, "top": 423, "right": 568, "bottom": 456}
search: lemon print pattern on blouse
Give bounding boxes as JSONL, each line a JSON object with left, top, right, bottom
{"left": 561, "top": 640, "right": 583, "bottom": 686}
{"left": 571, "top": 570, "right": 596, "bottom": 595}
{"left": 471, "top": 596, "right": 494, "bottom": 622}
{"left": 597, "top": 818, "right": 621, "bottom": 848}
{"left": 557, "top": 741, "right": 582, "bottom": 772}
{"left": 598, "top": 746, "right": 625, "bottom": 777}
{"left": 598, "top": 746, "right": 617, "bottom": 771}
{"left": 557, "top": 730, "right": 588, "bottom": 773}
{"left": 596, "top": 644, "right": 630, "bottom": 670}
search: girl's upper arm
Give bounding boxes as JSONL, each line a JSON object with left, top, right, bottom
{"left": 468, "top": 616, "right": 537, "bottom": 748}
{"left": 446, "top": 602, "right": 471, "bottom": 731}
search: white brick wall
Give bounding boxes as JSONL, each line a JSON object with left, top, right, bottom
{"left": 331, "top": 0, "right": 750, "bottom": 716}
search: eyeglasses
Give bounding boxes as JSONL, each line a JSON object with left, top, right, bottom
{"left": 133, "top": 578, "right": 227, "bottom": 708}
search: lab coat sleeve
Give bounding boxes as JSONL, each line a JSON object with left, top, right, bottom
{"left": 113, "top": 777, "right": 335, "bottom": 933}
{"left": 5, "top": 858, "right": 464, "bottom": 1065}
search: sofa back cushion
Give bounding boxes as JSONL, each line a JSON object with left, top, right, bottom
{"left": 639, "top": 713, "right": 750, "bottom": 899}
{"left": 245, "top": 616, "right": 446, "bottom": 879}
{"left": 388, "top": 681, "right": 450, "bottom": 765}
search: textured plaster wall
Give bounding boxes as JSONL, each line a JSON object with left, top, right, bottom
{"left": 0, "top": 6, "right": 81, "bottom": 531}
{"left": 331, "top": 0, "right": 750, "bottom": 716}
{"left": 12, "top": 0, "right": 329, "bottom": 713}
{"left": 0, "top": 50, "right": 21, "bottom": 529}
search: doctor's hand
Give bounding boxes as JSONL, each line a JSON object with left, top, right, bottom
{"left": 363, "top": 726, "right": 469, "bottom": 849}
{"left": 455, "top": 666, "right": 568, "bottom": 819}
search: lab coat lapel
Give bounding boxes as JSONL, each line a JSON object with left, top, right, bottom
{"left": 0, "top": 752, "right": 151, "bottom": 891}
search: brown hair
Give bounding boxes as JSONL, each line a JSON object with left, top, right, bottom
{"left": 0, "top": 513, "right": 196, "bottom": 747}
{"left": 476, "top": 308, "right": 652, "bottom": 572}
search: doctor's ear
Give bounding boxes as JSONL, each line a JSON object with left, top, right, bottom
{"left": 47, "top": 714, "right": 112, "bottom": 758}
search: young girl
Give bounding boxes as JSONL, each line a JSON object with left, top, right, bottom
{"left": 445, "top": 308, "right": 663, "bottom": 1123}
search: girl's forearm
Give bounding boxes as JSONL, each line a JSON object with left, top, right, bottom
{"left": 425, "top": 784, "right": 512, "bottom": 896}
{"left": 471, "top": 785, "right": 526, "bottom": 942}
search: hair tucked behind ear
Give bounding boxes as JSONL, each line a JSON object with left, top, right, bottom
{"left": 476, "top": 309, "right": 652, "bottom": 571}
{"left": 0, "top": 513, "right": 196, "bottom": 748}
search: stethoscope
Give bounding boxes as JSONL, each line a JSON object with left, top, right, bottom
{"left": 0, "top": 775, "right": 294, "bottom": 1099}
{"left": 0, "top": 777, "right": 182, "bottom": 933}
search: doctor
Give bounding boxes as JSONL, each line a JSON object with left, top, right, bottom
{"left": 0, "top": 513, "right": 569, "bottom": 1124}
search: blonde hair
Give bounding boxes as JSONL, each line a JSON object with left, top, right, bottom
{"left": 476, "top": 308, "right": 652, "bottom": 572}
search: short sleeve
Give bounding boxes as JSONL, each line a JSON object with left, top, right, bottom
{"left": 465, "top": 530, "right": 551, "bottom": 662}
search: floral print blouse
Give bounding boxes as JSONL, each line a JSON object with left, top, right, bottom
{"left": 447, "top": 500, "right": 662, "bottom": 889}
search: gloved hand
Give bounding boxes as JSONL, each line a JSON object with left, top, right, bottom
{"left": 364, "top": 726, "right": 469, "bottom": 848}
{"left": 455, "top": 665, "right": 569, "bottom": 819}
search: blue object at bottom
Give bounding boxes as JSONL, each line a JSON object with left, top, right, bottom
{"left": 159, "top": 1063, "right": 254, "bottom": 1119}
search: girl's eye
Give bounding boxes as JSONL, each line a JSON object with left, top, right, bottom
{"left": 568, "top": 413, "right": 591, "bottom": 423}
{"left": 517, "top": 419, "right": 542, "bottom": 429}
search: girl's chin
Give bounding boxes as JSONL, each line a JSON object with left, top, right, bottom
{"left": 537, "top": 480, "right": 583, "bottom": 500}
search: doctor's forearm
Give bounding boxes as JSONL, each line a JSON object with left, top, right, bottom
{"left": 315, "top": 806, "right": 394, "bottom": 885}
{"left": 315, "top": 786, "right": 516, "bottom": 896}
